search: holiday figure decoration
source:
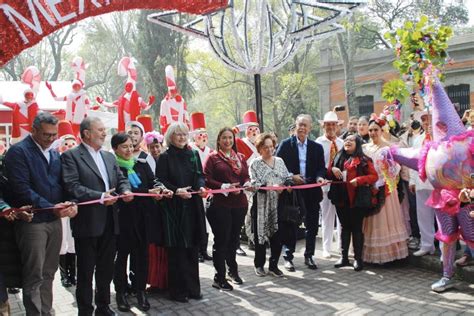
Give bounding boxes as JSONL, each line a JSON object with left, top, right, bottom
{"left": 234, "top": 110, "right": 261, "bottom": 166}
{"left": 189, "top": 112, "right": 213, "bottom": 166}
{"left": 0, "top": 66, "right": 40, "bottom": 143}
{"left": 46, "top": 56, "right": 92, "bottom": 136}
{"left": 97, "top": 57, "right": 155, "bottom": 131}
{"left": 159, "top": 65, "right": 189, "bottom": 133}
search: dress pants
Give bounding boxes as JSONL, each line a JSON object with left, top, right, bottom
{"left": 280, "top": 221, "right": 298, "bottom": 262}
{"left": 320, "top": 190, "right": 341, "bottom": 253}
{"left": 415, "top": 189, "right": 436, "bottom": 252}
{"left": 0, "top": 273, "right": 7, "bottom": 303}
{"left": 253, "top": 230, "right": 282, "bottom": 269}
{"left": 406, "top": 182, "right": 420, "bottom": 239}
{"left": 335, "top": 205, "right": 364, "bottom": 235}
{"left": 15, "top": 219, "right": 62, "bottom": 316}
{"left": 167, "top": 247, "right": 200, "bottom": 299}
{"left": 114, "top": 232, "right": 148, "bottom": 293}
{"left": 207, "top": 205, "right": 246, "bottom": 280}
{"left": 75, "top": 210, "right": 116, "bottom": 316}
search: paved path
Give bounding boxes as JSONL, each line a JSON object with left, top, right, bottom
{"left": 8, "top": 241, "right": 474, "bottom": 315}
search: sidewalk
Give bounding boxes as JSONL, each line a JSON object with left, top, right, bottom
{"left": 7, "top": 238, "right": 473, "bottom": 315}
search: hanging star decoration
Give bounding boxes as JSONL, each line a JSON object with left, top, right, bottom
{"left": 147, "top": 0, "right": 365, "bottom": 75}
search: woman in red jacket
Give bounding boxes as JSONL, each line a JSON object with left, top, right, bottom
{"left": 327, "top": 133, "right": 378, "bottom": 271}
{"left": 204, "top": 127, "right": 251, "bottom": 291}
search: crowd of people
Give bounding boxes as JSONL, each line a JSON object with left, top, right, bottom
{"left": 0, "top": 104, "right": 472, "bottom": 316}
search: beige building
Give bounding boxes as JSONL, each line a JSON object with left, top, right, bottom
{"left": 316, "top": 33, "right": 474, "bottom": 123}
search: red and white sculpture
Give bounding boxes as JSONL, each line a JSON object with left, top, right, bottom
{"left": 46, "top": 56, "right": 91, "bottom": 136}
{"left": 234, "top": 110, "right": 260, "bottom": 166}
{"left": 0, "top": 66, "right": 40, "bottom": 143}
{"left": 189, "top": 112, "right": 213, "bottom": 167}
{"left": 97, "top": 57, "right": 155, "bottom": 131}
{"left": 159, "top": 65, "right": 189, "bottom": 133}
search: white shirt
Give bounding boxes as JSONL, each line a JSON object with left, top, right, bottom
{"left": 83, "top": 142, "right": 110, "bottom": 192}
{"left": 32, "top": 138, "right": 51, "bottom": 164}
{"left": 297, "top": 137, "right": 308, "bottom": 179}
{"left": 315, "top": 135, "right": 343, "bottom": 168}
{"left": 408, "top": 132, "right": 434, "bottom": 191}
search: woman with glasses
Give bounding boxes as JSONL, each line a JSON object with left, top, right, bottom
{"left": 156, "top": 122, "right": 207, "bottom": 302}
{"left": 327, "top": 133, "right": 378, "bottom": 271}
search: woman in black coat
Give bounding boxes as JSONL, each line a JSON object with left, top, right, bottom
{"left": 156, "top": 122, "right": 207, "bottom": 303}
{"left": 111, "top": 133, "right": 163, "bottom": 312}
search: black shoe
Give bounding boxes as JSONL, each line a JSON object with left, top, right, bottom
{"left": 236, "top": 247, "right": 247, "bottom": 256}
{"left": 95, "top": 306, "right": 117, "bottom": 316}
{"left": 284, "top": 260, "right": 295, "bottom": 272}
{"left": 7, "top": 288, "right": 20, "bottom": 294}
{"left": 353, "top": 259, "right": 364, "bottom": 272}
{"left": 68, "top": 276, "right": 76, "bottom": 286}
{"left": 201, "top": 252, "right": 213, "bottom": 261}
{"left": 136, "top": 291, "right": 150, "bottom": 311}
{"left": 115, "top": 292, "right": 130, "bottom": 312}
{"left": 198, "top": 253, "right": 205, "bottom": 263}
{"left": 170, "top": 295, "right": 189, "bottom": 303}
{"left": 334, "top": 257, "right": 351, "bottom": 268}
{"left": 189, "top": 293, "right": 203, "bottom": 300}
{"left": 304, "top": 257, "right": 318, "bottom": 270}
{"left": 212, "top": 279, "right": 233, "bottom": 291}
{"left": 227, "top": 272, "right": 243, "bottom": 285}
{"left": 268, "top": 266, "right": 284, "bottom": 277}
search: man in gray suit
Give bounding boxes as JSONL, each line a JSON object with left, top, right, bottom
{"left": 62, "top": 117, "right": 133, "bottom": 316}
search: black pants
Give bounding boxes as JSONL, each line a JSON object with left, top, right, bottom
{"left": 0, "top": 273, "right": 7, "bottom": 303}
{"left": 75, "top": 212, "right": 116, "bottom": 316}
{"left": 335, "top": 205, "right": 364, "bottom": 234}
{"left": 254, "top": 231, "right": 282, "bottom": 269}
{"left": 114, "top": 233, "right": 148, "bottom": 293}
{"left": 404, "top": 181, "right": 420, "bottom": 238}
{"left": 167, "top": 247, "right": 200, "bottom": 299}
{"left": 207, "top": 205, "right": 246, "bottom": 280}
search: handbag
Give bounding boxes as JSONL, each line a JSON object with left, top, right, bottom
{"left": 278, "top": 190, "right": 303, "bottom": 224}
{"left": 354, "top": 185, "right": 373, "bottom": 209}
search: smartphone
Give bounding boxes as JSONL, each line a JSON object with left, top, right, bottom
{"left": 334, "top": 105, "right": 345, "bottom": 112}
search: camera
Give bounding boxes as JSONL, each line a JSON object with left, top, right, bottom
{"left": 333, "top": 105, "right": 345, "bottom": 112}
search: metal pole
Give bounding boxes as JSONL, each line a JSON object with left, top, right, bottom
{"left": 254, "top": 74, "right": 264, "bottom": 131}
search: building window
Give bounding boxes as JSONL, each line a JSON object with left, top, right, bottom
{"left": 356, "top": 95, "right": 374, "bottom": 117}
{"left": 446, "top": 84, "right": 470, "bottom": 116}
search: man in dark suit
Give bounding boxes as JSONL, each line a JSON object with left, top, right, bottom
{"left": 276, "top": 114, "right": 326, "bottom": 271}
{"left": 62, "top": 117, "right": 132, "bottom": 316}
{"left": 5, "top": 112, "right": 77, "bottom": 315}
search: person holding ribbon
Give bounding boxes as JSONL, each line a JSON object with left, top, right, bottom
{"left": 204, "top": 127, "right": 251, "bottom": 291}
{"left": 111, "top": 133, "right": 169, "bottom": 312}
{"left": 155, "top": 122, "right": 207, "bottom": 303}
{"left": 327, "top": 133, "right": 378, "bottom": 271}
{"left": 246, "top": 132, "right": 291, "bottom": 277}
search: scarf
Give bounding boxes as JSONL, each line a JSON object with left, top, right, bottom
{"left": 116, "top": 156, "right": 142, "bottom": 188}
{"left": 218, "top": 149, "right": 242, "bottom": 176}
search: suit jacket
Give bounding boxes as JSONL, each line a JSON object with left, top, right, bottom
{"left": 5, "top": 135, "right": 62, "bottom": 223}
{"left": 276, "top": 135, "right": 326, "bottom": 204}
{"left": 61, "top": 143, "right": 131, "bottom": 238}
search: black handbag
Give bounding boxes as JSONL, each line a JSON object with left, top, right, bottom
{"left": 278, "top": 190, "right": 303, "bottom": 224}
{"left": 354, "top": 185, "right": 373, "bottom": 209}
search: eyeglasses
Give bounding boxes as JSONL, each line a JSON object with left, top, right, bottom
{"left": 41, "top": 132, "right": 57, "bottom": 139}
{"left": 174, "top": 133, "right": 188, "bottom": 138}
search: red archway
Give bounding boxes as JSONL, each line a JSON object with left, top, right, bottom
{"left": 0, "top": 0, "right": 227, "bottom": 67}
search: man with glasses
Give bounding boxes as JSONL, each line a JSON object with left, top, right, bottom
{"left": 5, "top": 112, "right": 77, "bottom": 315}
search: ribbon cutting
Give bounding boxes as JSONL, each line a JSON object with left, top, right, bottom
{"left": 0, "top": 181, "right": 343, "bottom": 218}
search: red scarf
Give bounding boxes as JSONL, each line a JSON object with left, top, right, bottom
{"left": 343, "top": 156, "right": 361, "bottom": 172}
{"left": 218, "top": 149, "right": 242, "bottom": 176}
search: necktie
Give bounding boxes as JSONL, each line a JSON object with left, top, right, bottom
{"left": 329, "top": 140, "right": 337, "bottom": 163}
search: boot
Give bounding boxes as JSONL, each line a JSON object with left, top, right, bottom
{"left": 59, "top": 255, "right": 72, "bottom": 287}
{"left": 334, "top": 230, "right": 351, "bottom": 268}
{"left": 115, "top": 291, "right": 130, "bottom": 312}
{"left": 66, "top": 253, "right": 76, "bottom": 286}
{"left": 352, "top": 232, "right": 364, "bottom": 272}
{"left": 136, "top": 291, "right": 150, "bottom": 312}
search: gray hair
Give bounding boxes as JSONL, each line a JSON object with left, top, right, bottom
{"left": 80, "top": 116, "right": 102, "bottom": 138}
{"left": 32, "top": 112, "right": 58, "bottom": 129}
{"left": 358, "top": 116, "right": 369, "bottom": 123}
{"left": 296, "top": 114, "right": 313, "bottom": 124}
{"left": 164, "top": 122, "right": 189, "bottom": 147}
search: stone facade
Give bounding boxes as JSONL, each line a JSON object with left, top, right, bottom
{"left": 316, "top": 33, "right": 474, "bottom": 124}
